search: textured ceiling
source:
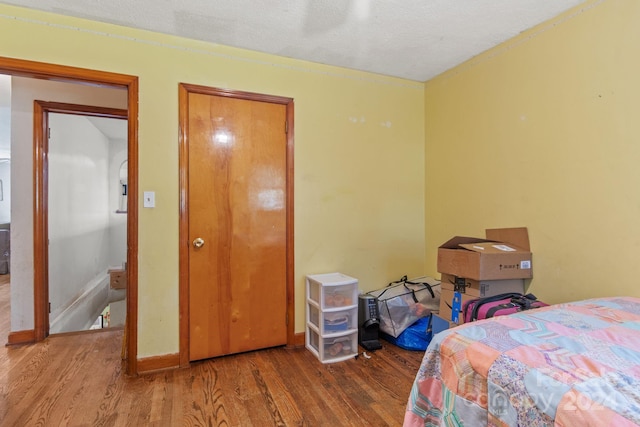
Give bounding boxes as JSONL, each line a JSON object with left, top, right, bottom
{"left": 3, "top": 0, "right": 587, "bottom": 81}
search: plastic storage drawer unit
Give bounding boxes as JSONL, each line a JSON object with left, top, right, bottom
{"left": 305, "top": 273, "right": 359, "bottom": 363}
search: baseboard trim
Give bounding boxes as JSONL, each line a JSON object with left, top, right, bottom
{"left": 6, "top": 329, "right": 36, "bottom": 346}
{"left": 137, "top": 353, "right": 180, "bottom": 375}
{"left": 139, "top": 334, "right": 305, "bottom": 372}
{"left": 286, "top": 331, "right": 305, "bottom": 348}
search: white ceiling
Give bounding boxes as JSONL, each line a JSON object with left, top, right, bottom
{"left": 86, "top": 116, "right": 127, "bottom": 141}
{"left": 2, "top": 0, "right": 588, "bottom": 82}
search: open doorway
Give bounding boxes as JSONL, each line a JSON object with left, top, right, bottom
{"left": 44, "top": 110, "right": 128, "bottom": 334}
{"left": 0, "top": 56, "right": 139, "bottom": 375}
{"left": 0, "top": 75, "right": 11, "bottom": 346}
{"left": 30, "top": 91, "right": 128, "bottom": 339}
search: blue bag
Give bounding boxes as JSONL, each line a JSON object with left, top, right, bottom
{"left": 380, "top": 315, "right": 433, "bottom": 351}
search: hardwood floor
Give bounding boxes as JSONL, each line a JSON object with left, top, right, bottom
{"left": 0, "top": 328, "right": 424, "bottom": 426}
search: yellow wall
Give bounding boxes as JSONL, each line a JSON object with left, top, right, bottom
{"left": 0, "top": 5, "right": 425, "bottom": 357}
{"left": 425, "top": 0, "right": 640, "bottom": 303}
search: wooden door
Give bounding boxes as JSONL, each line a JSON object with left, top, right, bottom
{"left": 186, "top": 89, "right": 289, "bottom": 361}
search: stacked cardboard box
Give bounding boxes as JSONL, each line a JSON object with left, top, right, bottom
{"left": 109, "top": 268, "right": 127, "bottom": 289}
{"left": 437, "top": 227, "right": 533, "bottom": 325}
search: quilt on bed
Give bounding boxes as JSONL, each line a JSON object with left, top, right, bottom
{"left": 404, "top": 297, "right": 640, "bottom": 426}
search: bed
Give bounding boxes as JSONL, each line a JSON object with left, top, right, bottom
{"left": 404, "top": 297, "right": 640, "bottom": 426}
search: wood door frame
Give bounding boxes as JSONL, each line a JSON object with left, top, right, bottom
{"left": 0, "top": 56, "right": 140, "bottom": 376}
{"left": 34, "top": 101, "right": 127, "bottom": 336}
{"left": 178, "top": 83, "right": 295, "bottom": 367}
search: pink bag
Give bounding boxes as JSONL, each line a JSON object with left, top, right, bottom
{"left": 463, "top": 293, "right": 548, "bottom": 322}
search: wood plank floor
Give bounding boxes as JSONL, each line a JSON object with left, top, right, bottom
{"left": 0, "top": 328, "right": 424, "bottom": 426}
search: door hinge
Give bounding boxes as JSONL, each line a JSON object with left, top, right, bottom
{"left": 285, "top": 121, "right": 288, "bottom": 134}
{"left": 48, "top": 128, "right": 51, "bottom": 139}
{"left": 49, "top": 302, "right": 51, "bottom": 313}
{"left": 285, "top": 311, "right": 289, "bottom": 326}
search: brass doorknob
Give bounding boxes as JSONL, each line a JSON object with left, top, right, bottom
{"left": 193, "top": 237, "right": 205, "bottom": 248}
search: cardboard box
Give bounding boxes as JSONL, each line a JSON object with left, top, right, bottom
{"left": 440, "top": 288, "right": 476, "bottom": 324}
{"left": 437, "top": 227, "right": 533, "bottom": 280}
{"left": 440, "top": 273, "right": 525, "bottom": 298}
{"left": 109, "top": 269, "right": 127, "bottom": 289}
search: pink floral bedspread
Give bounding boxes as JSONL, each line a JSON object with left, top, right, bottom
{"left": 404, "top": 297, "right": 640, "bottom": 426}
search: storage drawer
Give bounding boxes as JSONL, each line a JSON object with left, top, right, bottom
{"left": 306, "top": 327, "right": 357, "bottom": 364}
{"left": 307, "top": 303, "right": 357, "bottom": 334}
{"left": 306, "top": 273, "right": 358, "bottom": 309}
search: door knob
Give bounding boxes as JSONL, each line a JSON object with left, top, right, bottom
{"left": 193, "top": 237, "right": 205, "bottom": 248}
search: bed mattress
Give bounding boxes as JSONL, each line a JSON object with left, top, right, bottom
{"left": 404, "top": 297, "right": 640, "bottom": 426}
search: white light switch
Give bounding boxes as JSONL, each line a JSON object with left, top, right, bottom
{"left": 143, "top": 191, "right": 155, "bottom": 208}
